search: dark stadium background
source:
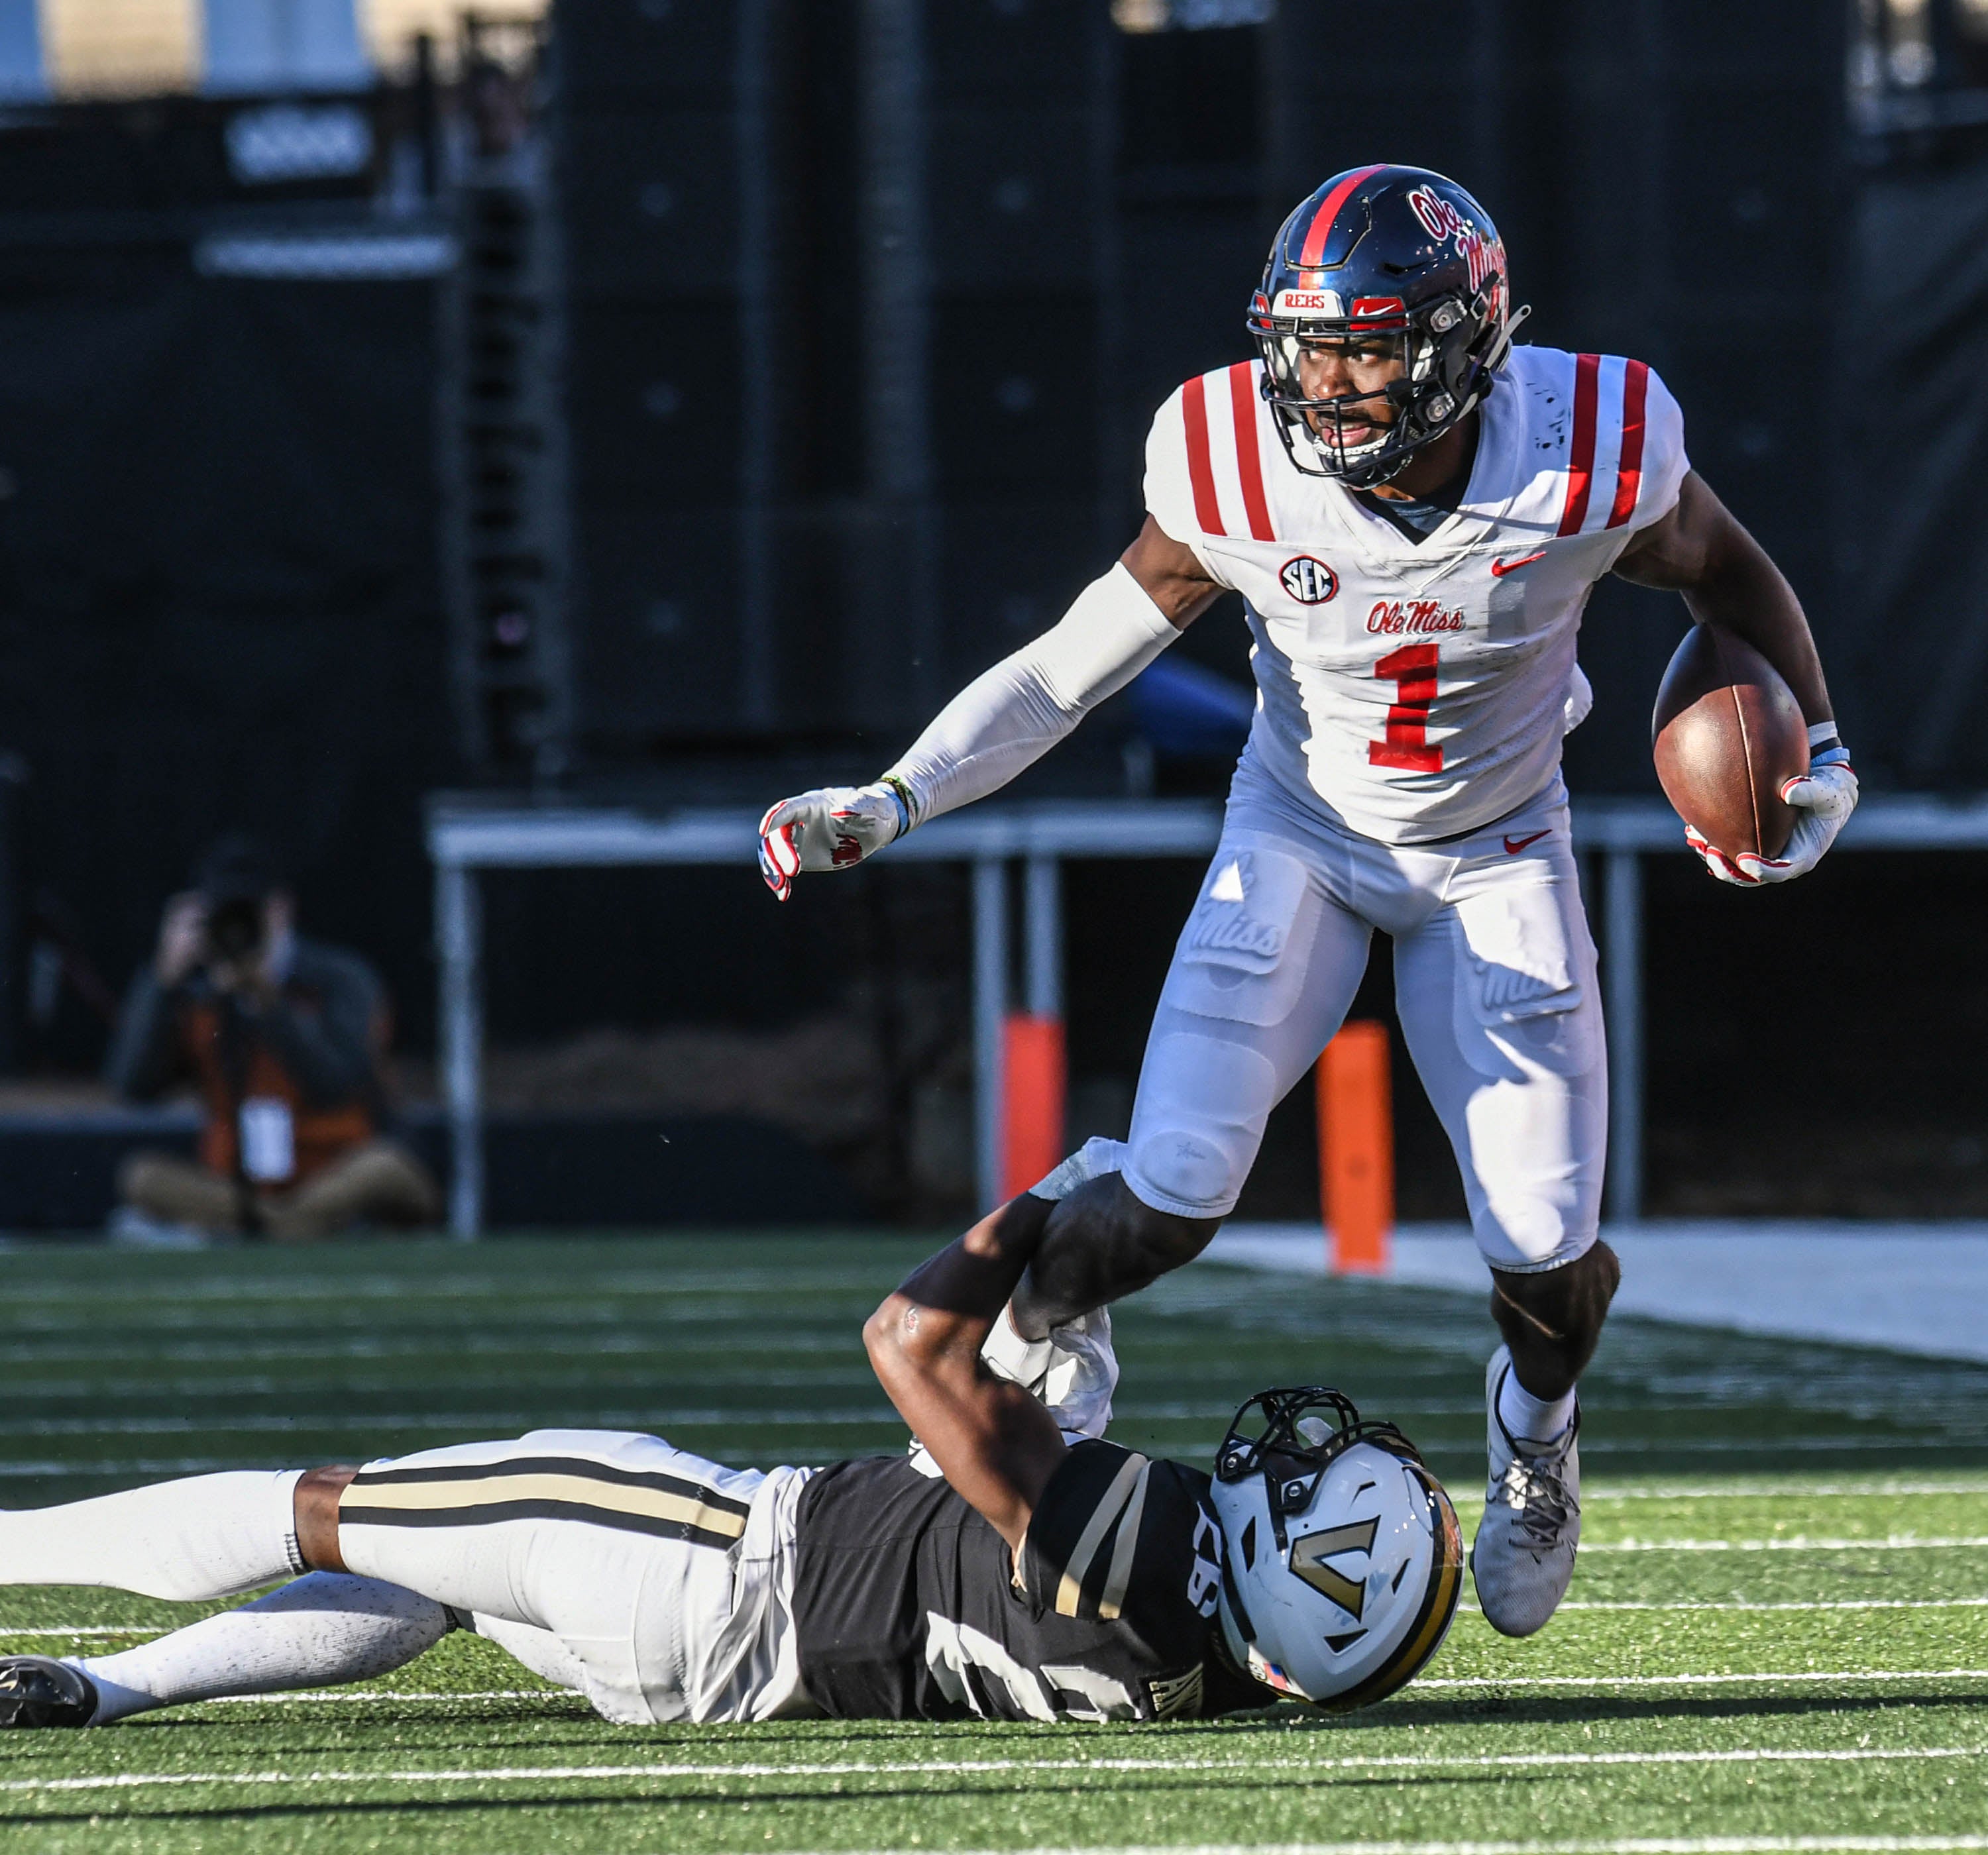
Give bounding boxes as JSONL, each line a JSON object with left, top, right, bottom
{"left": 1, "top": 0, "right": 1984, "bottom": 1226}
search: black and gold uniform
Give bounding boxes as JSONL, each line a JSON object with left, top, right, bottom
{"left": 793, "top": 1440, "right": 1265, "bottom": 1722}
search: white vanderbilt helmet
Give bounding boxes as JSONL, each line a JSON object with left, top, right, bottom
{"left": 1211, "top": 1387, "right": 1464, "bottom": 1710}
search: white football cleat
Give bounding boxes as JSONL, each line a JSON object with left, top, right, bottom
{"left": 1469, "top": 1345, "right": 1581, "bottom": 1637}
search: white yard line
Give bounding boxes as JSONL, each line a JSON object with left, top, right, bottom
{"left": 206, "top": 1689, "right": 569, "bottom": 1705}
{"left": 1538, "top": 1599, "right": 1988, "bottom": 1614}
{"left": 1583, "top": 1483, "right": 1988, "bottom": 1501}
{"left": 796, "top": 1840, "right": 1988, "bottom": 1855}
{"left": 20, "top": 1593, "right": 1988, "bottom": 1646}
{"left": 1415, "top": 1670, "right": 1988, "bottom": 1689}
{"left": 6, "top": 1744, "right": 1988, "bottom": 1796}
{"left": 1583, "top": 1537, "right": 1988, "bottom": 1554}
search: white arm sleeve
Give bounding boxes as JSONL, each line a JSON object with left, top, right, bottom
{"left": 883, "top": 562, "right": 1180, "bottom": 825}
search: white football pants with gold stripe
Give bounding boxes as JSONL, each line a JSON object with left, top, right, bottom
{"left": 337, "top": 1428, "right": 816, "bottom": 1724}
{"left": 1121, "top": 758, "right": 1606, "bottom": 1272}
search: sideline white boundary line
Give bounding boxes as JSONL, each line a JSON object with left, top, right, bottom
{"left": 7, "top": 1744, "right": 1988, "bottom": 1795}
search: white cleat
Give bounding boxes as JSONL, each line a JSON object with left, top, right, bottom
{"left": 1469, "top": 1344, "right": 1581, "bottom": 1638}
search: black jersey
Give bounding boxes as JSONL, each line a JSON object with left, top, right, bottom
{"left": 791, "top": 1440, "right": 1264, "bottom": 1722}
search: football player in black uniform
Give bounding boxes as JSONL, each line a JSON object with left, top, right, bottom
{"left": 0, "top": 1188, "right": 1462, "bottom": 1728}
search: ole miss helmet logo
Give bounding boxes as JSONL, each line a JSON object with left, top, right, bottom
{"left": 1279, "top": 556, "right": 1339, "bottom": 604}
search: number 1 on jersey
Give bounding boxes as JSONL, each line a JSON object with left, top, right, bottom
{"left": 1369, "top": 643, "right": 1443, "bottom": 773}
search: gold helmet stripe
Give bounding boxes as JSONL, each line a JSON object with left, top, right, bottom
{"left": 1318, "top": 1471, "right": 1464, "bottom": 1713}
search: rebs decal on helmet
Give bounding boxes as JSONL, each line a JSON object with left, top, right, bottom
{"left": 1279, "top": 556, "right": 1340, "bottom": 604}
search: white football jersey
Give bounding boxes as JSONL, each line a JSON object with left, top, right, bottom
{"left": 1143, "top": 344, "right": 1688, "bottom": 844}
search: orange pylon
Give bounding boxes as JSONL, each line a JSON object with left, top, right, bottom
{"left": 1319, "top": 1020, "right": 1393, "bottom": 1275}
{"left": 1001, "top": 1014, "right": 1067, "bottom": 1202}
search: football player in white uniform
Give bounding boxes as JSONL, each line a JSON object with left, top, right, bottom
{"left": 759, "top": 166, "right": 1855, "bottom": 1637}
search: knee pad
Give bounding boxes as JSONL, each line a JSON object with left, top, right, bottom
{"left": 1124, "top": 1034, "right": 1278, "bottom": 1218}
{"left": 1490, "top": 1240, "right": 1621, "bottom": 1400}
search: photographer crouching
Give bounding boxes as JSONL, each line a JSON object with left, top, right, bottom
{"left": 105, "top": 837, "right": 441, "bottom": 1244}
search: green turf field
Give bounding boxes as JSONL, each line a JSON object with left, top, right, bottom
{"left": 3, "top": 1234, "right": 1987, "bottom": 1853}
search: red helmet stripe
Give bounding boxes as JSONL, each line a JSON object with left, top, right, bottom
{"left": 1556, "top": 352, "right": 1601, "bottom": 537}
{"left": 1296, "top": 164, "right": 1389, "bottom": 270}
{"left": 1183, "top": 372, "right": 1227, "bottom": 536}
{"left": 1228, "top": 362, "right": 1276, "bottom": 542}
{"left": 1605, "top": 359, "right": 1650, "bottom": 530}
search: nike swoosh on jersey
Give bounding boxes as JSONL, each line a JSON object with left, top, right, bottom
{"left": 1490, "top": 551, "right": 1547, "bottom": 578}
{"left": 1503, "top": 829, "right": 1552, "bottom": 854}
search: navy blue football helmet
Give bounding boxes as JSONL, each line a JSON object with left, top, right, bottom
{"left": 1246, "top": 165, "right": 1525, "bottom": 488}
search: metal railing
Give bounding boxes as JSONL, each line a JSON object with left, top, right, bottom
{"left": 427, "top": 791, "right": 1988, "bottom": 1237}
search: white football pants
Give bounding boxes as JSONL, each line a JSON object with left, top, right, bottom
{"left": 1122, "top": 760, "right": 1606, "bottom": 1272}
{"left": 336, "top": 1429, "right": 816, "bottom": 1724}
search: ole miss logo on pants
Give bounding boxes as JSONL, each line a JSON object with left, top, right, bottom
{"left": 1279, "top": 556, "right": 1339, "bottom": 604}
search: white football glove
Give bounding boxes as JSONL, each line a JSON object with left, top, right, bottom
{"left": 757, "top": 781, "right": 911, "bottom": 902}
{"left": 907, "top": 1302, "right": 1119, "bottom": 1477}
{"left": 1686, "top": 745, "right": 1857, "bottom": 887}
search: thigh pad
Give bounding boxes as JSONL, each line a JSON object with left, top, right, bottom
{"left": 1447, "top": 876, "right": 1600, "bottom": 1081}
{"left": 1168, "top": 843, "right": 1319, "bottom": 1030}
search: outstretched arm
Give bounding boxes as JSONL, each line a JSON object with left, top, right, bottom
{"left": 758, "top": 521, "right": 1223, "bottom": 900}
{"left": 861, "top": 1195, "right": 1069, "bottom": 1554}
{"left": 1612, "top": 471, "right": 1855, "bottom": 885}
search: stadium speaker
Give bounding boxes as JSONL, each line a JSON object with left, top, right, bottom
{"left": 926, "top": 0, "right": 1095, "bottom": 105}
{"left": 925, "top": 111, "right": 1100, "bottom": 293}
{"left": 559, "top": 111, "right": 746, "bottom": 299}
{"left": 565, "top": 303, "right": 745, "bottom": 506}
{"left": 573, "top": 505, "right": 744, "bottom": 739}
{"left": 930, "top": 295, "right": 1100, "bottom": 498}
{"left": 552, "top": 0, "right": 746, "bottom": 105}
{"left": 936, "top": 497, "right": 1102, "bottom": 690}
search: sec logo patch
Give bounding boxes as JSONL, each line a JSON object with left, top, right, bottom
{"left": 1278, "top": 556, "right": 1339, "bottom": 604}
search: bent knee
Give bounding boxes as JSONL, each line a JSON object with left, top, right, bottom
{"left": 1124, "top": 1129, "right": 1242, "bottom": 1219}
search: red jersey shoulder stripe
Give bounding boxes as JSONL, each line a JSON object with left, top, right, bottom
{"left": 1182, "top": 373, "right": 1225, "bottom": 537}
{"left": 1227, "top": 362, "right": 1276, "bottom": 542}
{"left": 1605, "top": 358, "right": 1651, "bottom": 530}
{"left": 1296, "top": 164, "right": 1388, "bottom": 270}
{"left": 1556, "top": 352, "right": 1601, "bottom": 537}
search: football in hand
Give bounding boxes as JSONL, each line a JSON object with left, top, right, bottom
{"left": 1651, "top": 623, "right": 1809, "bottom": 863}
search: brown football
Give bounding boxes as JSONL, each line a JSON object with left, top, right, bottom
{"left": 1651, "top": 623, "right": 1808, "bottom": 862}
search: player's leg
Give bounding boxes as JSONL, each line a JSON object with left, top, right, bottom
{"left": 1391, "top": 827, "right": 1615, "bottom": 1636}
{"left": 0, "top": 1572, "right": 458, "bottom": 1728}
{"left": 0, "top": 1468, "right": 309, "bottom": 1601}
{"left": 1014, "top": 819, "right": 1374, "bottom": 1336}
{"left": 318, "top": 1429, "right": 806, "bottom": 1723}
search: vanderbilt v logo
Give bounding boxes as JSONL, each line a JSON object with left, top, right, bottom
{"left": 1290, "top": 1517, "right": 1380, "bottom": 1618}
